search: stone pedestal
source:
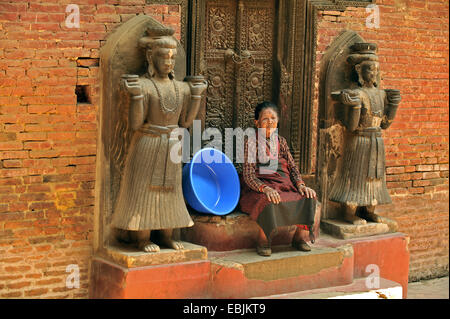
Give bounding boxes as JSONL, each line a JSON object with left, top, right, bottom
{"left": 320, "top": 218, "right": 397, "bottom": 239}
{"left": 90, "top": 242, "right": 211, "bottom": 299}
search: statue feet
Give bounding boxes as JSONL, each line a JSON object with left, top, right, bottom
{"left": 357, "top": 207, "right": 384, "bottom": 223}
{"left": 160, "top": 237, "right": 184, "bottom": 250}
{"left": 344, "top": 213, "right": 367, "bottom": 225}
{"left": 159, "top": 229, "right": 184, "bottom": 250}
{"left": 138, "top": 240, "right": 160, "bottom": 253}
{"left": 362, "top": 211, "right": 383, "bottom": 223}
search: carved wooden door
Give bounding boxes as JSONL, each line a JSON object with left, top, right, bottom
{"left": 204, "top": 0, "right": 276, "bottom": 133}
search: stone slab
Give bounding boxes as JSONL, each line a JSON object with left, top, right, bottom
{"left": 258, "top": 277, "right": 403, "bottom": 299}
{"left": 208, "top": 244, "right": 354, "bottom": 298}
{"left": 100, "top": 241, "right": 207, "bottom": 268}
{"left": 321, "top": 218, "right": 391, "bottom": 239}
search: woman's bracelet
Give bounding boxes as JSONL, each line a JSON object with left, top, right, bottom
{"left": 191, "top": 95, "right": 202, "bottom": 99}
{"left": 297, "top": 182, "right": 306, "bottom": 189}
{"left": 131, "top": 95, "right": 144, "bottom": 100}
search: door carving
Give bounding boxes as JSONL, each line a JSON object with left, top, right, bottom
{"left": 203, "top": 0, "right": 276, "bottom": 134}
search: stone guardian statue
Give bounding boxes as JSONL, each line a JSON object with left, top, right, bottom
{"left": 328, "top": 43, "right": 401, "bottom": 225}
{"left": 110, "top": 25, "right": 208, "bottom": 252}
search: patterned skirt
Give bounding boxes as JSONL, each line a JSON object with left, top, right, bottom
{"left": 239, "top": 157, "right": 316, "bottom": 239}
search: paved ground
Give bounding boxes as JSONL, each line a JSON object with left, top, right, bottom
{"left": 407, "top": 276, "right": 449, "bottom": 299}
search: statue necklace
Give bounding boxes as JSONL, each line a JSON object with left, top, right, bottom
{"left": 150, "top": 77, "right": 179, "bottom": 113}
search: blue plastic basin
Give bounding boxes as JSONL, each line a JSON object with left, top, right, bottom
{"left": 182, "top": 148, "right": 240, "bottom": 215}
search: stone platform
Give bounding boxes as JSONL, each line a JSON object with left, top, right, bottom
{"left": 90, "top": 232, "right": 410, "bottom": 299}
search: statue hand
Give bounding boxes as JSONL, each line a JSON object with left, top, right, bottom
{"left": 122, "top": 77, "right": 142, "bottom": 97}
{"left": 188, "top": 79, "right": 208, "bottom": 97}
{"left": 339, "top": 89, "right": 361, "bottom": 106}
{"left": 385, "top": 89, "right": 401, "bottom": 104}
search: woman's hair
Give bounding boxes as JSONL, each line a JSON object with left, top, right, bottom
{"left": 254, "top": 101, "right": 279, "bottom": 120}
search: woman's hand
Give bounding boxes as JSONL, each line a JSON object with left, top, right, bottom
{"left": 298, "top": 185, "right": 316, "bottom": 199}
{"left": 263, "top": 186, "right": 281, "bottom": 204}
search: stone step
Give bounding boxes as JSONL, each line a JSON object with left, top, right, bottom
{"left": 257, "top": 277, "right": 403, "bottom": 299}
{"left": 208, "top": 243, "right": 354, "bottom": 298}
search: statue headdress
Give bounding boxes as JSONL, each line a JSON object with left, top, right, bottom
{"left": 139, "top": 25, "right": 177, "bottom": 78}
{"left": 347, "top": 42, "right": 378, "bottom": 65}
{"left": 347, "top": 42, "right": 379, "bottom": 86}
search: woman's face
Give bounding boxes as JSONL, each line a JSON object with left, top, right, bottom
{"left": 255, "top": 108, "right": 278, "bottom": 138}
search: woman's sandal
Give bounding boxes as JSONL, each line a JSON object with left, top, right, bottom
{"left": 309, "top": 228, "right": 315, "bottom": 244}
{"left": 256, "top": 245, "right": 272, "bottom": 257}
{"left": 292, "top": 239, "right": 311, "bottom": 252}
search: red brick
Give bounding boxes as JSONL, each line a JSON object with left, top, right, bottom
{"left": 2, "top": 160, "right": 22, "bottom": 168}
{"left": 25, "top": 288, "right": 49, "bottom": 297}
{"left": 7, "top": 281, "right": 32, "bottom": 289}
{"left": 0, "top": 168, "right": 27, "bottom": 178}
{"left": 0, "top": 212, "right": 25, "bottom": 222}
{"left": 1, "top": 291, "right": 23, "bottom": 298}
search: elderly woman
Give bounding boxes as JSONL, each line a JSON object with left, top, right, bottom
{"left": 239, "top": 101, "right": 317, "bottom": 256}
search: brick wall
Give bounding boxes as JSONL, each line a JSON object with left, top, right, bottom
{"left": 0, "top": 0, "right": 447, "bottom": 298}
{"left": 0, "top": 0, "right": 180, "bottom": 299}
{"left": 313, "top": 0, "right": 449, "bottom": 281}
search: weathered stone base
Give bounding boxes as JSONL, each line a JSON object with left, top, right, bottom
{"left": 100, "top": 241, "right": 208, "bottom": 268}
{"left": 320, "top": 218, "right": 397, "bottom": 239}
